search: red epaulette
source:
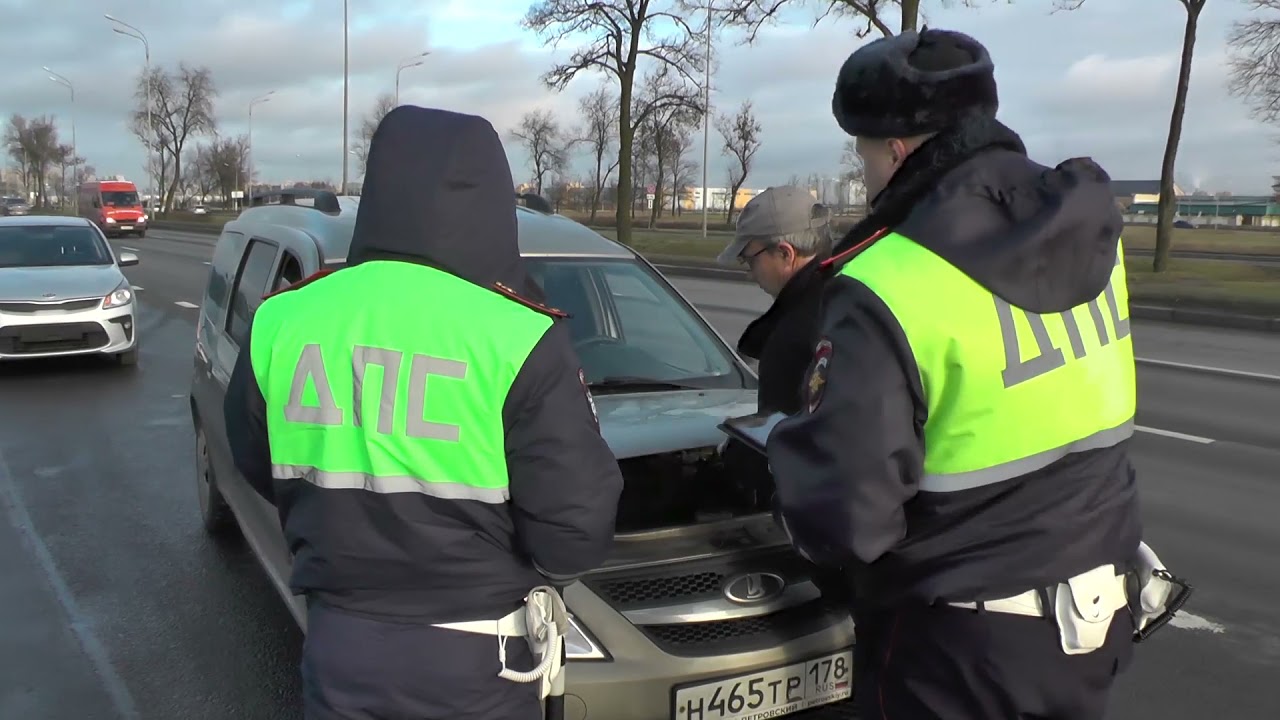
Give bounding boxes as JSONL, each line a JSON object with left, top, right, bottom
{"left": 491, "top": 281, "right": 569, "bottom": 319}
{"left": 819, "top": 227, "right": 890, "bottom": 272}
{"left": 262, "top": 269, "right": 336, "bottom": 300}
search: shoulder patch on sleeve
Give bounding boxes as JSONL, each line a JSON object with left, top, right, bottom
{"left": 492, "top": 281, "right": 570, "bottom": 319}
{"left": 806, "top": 338, "right": 833, "bottom": 414}
{"left": 579, "top": 368, "right": 600, "bottom": 429}
{"left": 262, "top": 268, "right": 334, "bottom": 300}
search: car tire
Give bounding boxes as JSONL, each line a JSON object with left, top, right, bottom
{"left": 137, "top": 229, "right": 147, "bottom": 238}
{"left": 195, "top": 424, "right": 238, "bottom": 538}
{"left": 114, "top": 348, "right": 139, "bottom": 366}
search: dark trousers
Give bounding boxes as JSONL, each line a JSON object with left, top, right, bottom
{"left": 301, "top": 600, "right": 543, "bottom": 720}
{"left": 854, "top": 604, "right": 1134, "bottom": 720}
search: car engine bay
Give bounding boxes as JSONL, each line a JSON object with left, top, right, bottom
{"left": 614, "top": 443, "right": 776, "bottom": 532}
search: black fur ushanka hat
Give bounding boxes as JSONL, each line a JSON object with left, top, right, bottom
{"left": 832, "top": 28, "right": 999, "bottom": 139}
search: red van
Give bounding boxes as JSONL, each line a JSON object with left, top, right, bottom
{"left": 78, "top": 178, "right": 148, "bottom": 238}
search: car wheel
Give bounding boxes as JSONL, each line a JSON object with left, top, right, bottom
{"left": 137, "top": 229, "right": 147, "bottom": 238}
{"left": 196, "top": 424, "right": 238, "bottom": 537}
{"left": 114, "top": 348, "right": 139, "bottom": 366}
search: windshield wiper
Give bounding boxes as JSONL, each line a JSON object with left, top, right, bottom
{"left": 590, "top": 376, "right": 704, "bottom": 392}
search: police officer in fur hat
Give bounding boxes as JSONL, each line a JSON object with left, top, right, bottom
{"left": 764, "top": 28, "right": 1148, "bottom": 719}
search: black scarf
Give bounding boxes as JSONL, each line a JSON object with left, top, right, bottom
{"left": 827, "top": 114, "right": 1028, "bottom": 264}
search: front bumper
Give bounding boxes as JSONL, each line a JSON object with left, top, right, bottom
{"left": 103, "top": 220, "right": 147, "bottom": 235}
{"left": 0, "top": 300, "right": 138, "bottom": 360}
{"left": 558, "top": 582, "right": 858, "bottom": 720}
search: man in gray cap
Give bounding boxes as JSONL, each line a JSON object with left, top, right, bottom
{"left": 761, "top": 27, "right": 1172, "bottom": 720}
{"left": 717, "top": 185, "right": 833, "bottom": 415}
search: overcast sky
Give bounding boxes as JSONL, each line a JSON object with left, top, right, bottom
{"left": 2, "top": 0, "right": 1276, "bottom": 195}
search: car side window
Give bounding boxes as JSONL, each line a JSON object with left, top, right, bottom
{"left": 271, "top": 251, "right": 304, "bottom": 293}
{"left": 225, "top": 238, "right": 280, "bottom": 348}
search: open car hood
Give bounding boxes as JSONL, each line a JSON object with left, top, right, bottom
{"left": 594, "top": 388, "right": 759, "bottom": 460}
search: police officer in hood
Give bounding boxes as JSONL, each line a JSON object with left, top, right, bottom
{"left": 765, "top": 28, "right": 1143, "bottom": 719}
{"left": 223, "top": 106, "right": 624, "bottom": 719}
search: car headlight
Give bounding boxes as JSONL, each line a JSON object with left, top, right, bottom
{"left": 102, "top": 282, "right": 134, "bottom": 309}
{"left": 139, "top": 214, "right": 148, "bottom": 222}
{"left": 565, "top": 615, "right": 606, "bottom": 660}
{"left": 105, "top": 217, "right": 117, "bottom": 224}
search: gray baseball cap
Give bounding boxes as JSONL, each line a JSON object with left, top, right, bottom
{"left": 716, "top": 185, "right": 832, "bottom": 266}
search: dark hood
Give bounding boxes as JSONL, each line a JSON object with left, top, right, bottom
{"left": 830, "top": 114, "right": 1123, "bottom": 314}
{"left": 347, "top": 105, "right": 530, "bottom": 293}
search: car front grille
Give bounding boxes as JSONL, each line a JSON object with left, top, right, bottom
{"left": 0, "top": 321, "right": 108, "bottom": 354}
{"left": 585, "top": 548, "right": 848, "bottom": 658}
{"left": 588, "top": 549, "right": 812, "bottom": 609}
{"left": 0, "top": 299, "right": 101, "bottom": 314}
{"left": 639, "top": 601, "right": 846, "bottom": 657}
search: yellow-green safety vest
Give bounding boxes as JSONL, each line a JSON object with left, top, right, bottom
{"left": 837, "top": 232, "right": 1136, "bottom": 492}
{"left": 249, "top": 260, "right": 553, "bottom": 504}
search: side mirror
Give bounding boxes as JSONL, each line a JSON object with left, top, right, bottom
{"left": 118, "top": 251, "right": 139, "bottom": 267}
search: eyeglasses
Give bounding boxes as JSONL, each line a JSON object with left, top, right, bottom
{"left": 737, "top": 245, "right": 772, "bottom": 267}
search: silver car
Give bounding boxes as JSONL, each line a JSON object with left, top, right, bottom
{"left": 2, "top": 197, "right": 31, "bottom": 216}
{"left": 189, "top": 191, "right": 858, "bottom": 720}
{"left": 0, "top": 215, "right": 140, "bottom": 365}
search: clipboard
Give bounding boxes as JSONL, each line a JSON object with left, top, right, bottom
{"left": 716, "top": 411, "right": 789, "bottom": 456}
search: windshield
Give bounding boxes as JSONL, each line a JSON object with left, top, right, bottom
{"left": 527, "top": 257, "right": 746, "bottom": 390}
{"left": 0, "top": 225, "right": 114, "bottom": 268}
{"left": 101, "top": 191, "right": 140, "bottom": 206}
{"left": 4, "top": 198, "right": 27, "bottom": 206}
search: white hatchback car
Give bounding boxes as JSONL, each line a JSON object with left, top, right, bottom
{"left": 0, "top": 215, "right": 140, "bottom": 365}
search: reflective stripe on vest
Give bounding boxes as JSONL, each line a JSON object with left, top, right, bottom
{"left": 837, "top": 232, "right": 1136, "bottom": 493}
{"left": 249, "top": 260, "right": 553, "bottom": 504}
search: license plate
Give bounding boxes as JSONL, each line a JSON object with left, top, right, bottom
{"left": 672, "top": 649, "right": 853, "bottom": 720}
{"left": 25, "top": 327, "right": 79, "bottom": 342}
{"left": 119, "top": 225, "right": 133, "bottom": 230}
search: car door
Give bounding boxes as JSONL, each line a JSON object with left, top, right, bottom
{"left": 204, "top": 234, "right": 282, "bottom": 545}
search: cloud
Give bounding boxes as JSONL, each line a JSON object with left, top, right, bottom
{"left": 0, "top": 0, "right": 1274, "bottom": 196}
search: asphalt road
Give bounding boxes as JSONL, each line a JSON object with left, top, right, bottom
{"left": 1, "top": 229, "right": 1277, "bottom": 720}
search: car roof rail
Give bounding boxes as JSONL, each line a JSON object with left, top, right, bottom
{"left": 516, "top": 192, "right": 554, "bottom": 215}
{"left": 250, "top": 187, "right": 342, "bottom": 214}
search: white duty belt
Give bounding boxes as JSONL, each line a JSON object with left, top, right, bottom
{"left": 947, "top": 541, "right": 1193, "bottom": 655}
{"left": 432, "top": 586, "right": 569, "bottom": 700}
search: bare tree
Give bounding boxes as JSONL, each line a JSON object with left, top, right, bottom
{"left": 132, "top": 63, "right": 218, "bottom": 215}
{"left": 511, "top": 109, "right": 570, "bottom": 195}
{"left": 636, "top": 72, "right": 701, "bottom": 227}
{"left": 352, "top": 93, "right": 397, "bottom": 175}
{"left": 668, "top": 124, "right": 699, "bottom": 215}
{"left": 196, "top": 135, "right": 250, "bottom": 207}
{"left": 576, "top": 84, "right": 621, "bottom": 221}
{"left": 4, "top": 114, "right": 65, "bottom": 207}
{"left": 840, "top": 138, "right": 867, "bottom": 208}
{"left": 713, "top": 0, "right": 1086, "bottom": 42}
{"left": 523, "top": 0, "right": 707, "bottom": 245}
{"left": 716, "top": 100, "right": 762, "bottom": 225}
{"left": 1228, "top": 0, "right": 1280, "bottom": 131}
{"left": 1151, "top": 0, "right": 1209, "bottom": 273}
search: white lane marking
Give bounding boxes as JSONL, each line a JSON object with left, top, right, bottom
{"left": 121, "top": 246, "right": 140, "bottom": 252}
{"left": 1170, "top": 611, "right": 1227, "bottom": 634}
{"left": 1136, "top": 357, "right": 1280, "bottom": 383}
{"left": 202, "top": 261, "right": 211, "bottom": 265}
{"left": 0, "top": 451, "right": 142, "bottom": 719}
{"left": 1135, "top": 425, "right": 1215, "bottom": 444}
{"left": 131, "top": 286, "right": 143, "bottom": 291}
{"left": 174, "top": 301, "right": 199, "bottom": 309}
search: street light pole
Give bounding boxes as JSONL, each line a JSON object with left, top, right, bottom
{"left": 248, "top": 91, "right": 275, "bottom": 208}
{"left": 44, "top": 67, "right": 76, "bottom": 200}
{"left": 341, "top": 0, "right": 349, "bottom": 195}
{"left": 105, "top": 14, "right": 152, "bottom": 209}
{"left": 701, "top": 3, "right": 712, "bottom": 238}
{"left": 395, "top": 51, "right": 431, "bottom": 106}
